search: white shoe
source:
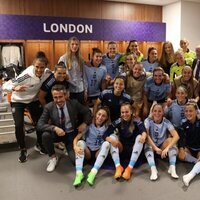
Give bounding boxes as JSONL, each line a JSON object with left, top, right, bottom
{"left": 46, "top": 157, "right": 58, "bottom": 172}
{"left": 150, "top": 166, "right": 158, "bottom": 181}
{"left": 168, "top": 165, "right": 179, "bottom": 179}
{"left": 183, "top": 173, "right": 195, "bottom": 187}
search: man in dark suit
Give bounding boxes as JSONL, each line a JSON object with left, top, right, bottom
{"left": 192, "top": 45, "right": 200, "bottom": 81}
{"left": 192, "top": 45, "right": 200, "bottom": 108}
{"left": 37, "top": 84, "right": 92, "bottom": 172}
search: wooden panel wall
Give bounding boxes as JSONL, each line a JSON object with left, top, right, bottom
{"left": 52, "top": 0, "right": 79, "bottom": 17}
{"left": 0, "top": 0, "right": 163, "bottom": 69}
{"left": 0, "top": 0, "right": 162, "bottom": 21}
{"left": 54, "top": 40, "right": 67, "bottom": 65}
{"left": 25, "top": 40, "right": 54, "bottom": 69}
{"left": 0, "top": 0, "right": 24, "bottom": 14}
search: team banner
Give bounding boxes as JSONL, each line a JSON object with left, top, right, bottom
{"left": 0, "top": 14, "right": 165, "bottom": 41}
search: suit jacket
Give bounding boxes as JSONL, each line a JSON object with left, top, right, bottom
{"left": 37, "top": 99, "right": 92, "bottom": 133}
{"left": 192, "top": 58, "right": 198, "bottom": 70}
{"left": 192, "top": 58, "right": 200, "bottom": 80}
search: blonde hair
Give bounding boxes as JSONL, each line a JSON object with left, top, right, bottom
{"left": 121, "top": 102, "right": 135, "bottom": 133}
{"left": 176, "top": 85, "right": 188, "bottom": 94}
{"left": 175, "top": 50, "right": 184, "bottom": 58}
{"left": 123, "top": 53, "right": 137, "bottom": 74}
{"left": 185, "top": 102, "right": 200, "bottom": 119}
{"left": 160, "top": 41, "right": 175, "bottom": 67}
{"left": 149, "top": 103, "right": 164, "bottom": 120}
{"left": 66, "top": 36, "right": 83, "bottom": 71}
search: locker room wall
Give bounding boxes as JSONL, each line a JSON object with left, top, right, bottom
{"left": 0, "top": 0, "right": 163, "bottom": 70}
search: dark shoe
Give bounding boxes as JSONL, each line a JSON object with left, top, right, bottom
{"left": 55, "top": 142, "right": 65, "bottom": 151}
{"left": 40, "top": 147, "right": 47, "bottom": 155}
{"left": 18, "top": 150, "right": 28, "bottom": 163}
{"left": 34, "top": 144, "right": 47, "bottom": 155}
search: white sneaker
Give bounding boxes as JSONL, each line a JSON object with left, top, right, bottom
{"left": 46, "top": 157, "right": 58, "bottom": 172}
{"left": 168, "top": 165, "right": 179, "bottom": 179}
{"left": 150, "top": 166, "right": 158, "bottom": 181}
{"left": 183, "top": 173, "right": 195, "bottom": 187}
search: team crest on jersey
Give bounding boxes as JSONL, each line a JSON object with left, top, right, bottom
{"left": 114, "top": 118, "right": 121, "bottom": 125}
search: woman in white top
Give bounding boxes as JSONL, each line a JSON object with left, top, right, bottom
{"left": 3, "top": 51, "right": 51, "bottom": 163}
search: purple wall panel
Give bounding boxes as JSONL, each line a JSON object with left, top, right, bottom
{"left": 0, "top": 14, "right": 166, "bottom": 41}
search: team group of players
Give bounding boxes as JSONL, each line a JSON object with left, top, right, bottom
{"left": 2, "top": 37, "right": 200, "bottom": 188}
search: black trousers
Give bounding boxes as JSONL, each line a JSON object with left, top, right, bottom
{"left": 42, "top": 131, "right": 76, "bottom": 165}
{"left": 70, "top": 91, "right": 85, "bottom": 105}
{"left": 11, "top": 101, "right": 43, "bottom": 149}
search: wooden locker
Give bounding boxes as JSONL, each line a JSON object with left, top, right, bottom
{"left": 25, "top": 40, "right": 53, "bottom": 70}
{"left": 81, "top": 40, "right": 102, "bottom": 62}
{"left": 54, "top": 40, "right": 67, "bottom": 65}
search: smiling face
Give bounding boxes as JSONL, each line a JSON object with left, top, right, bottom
{"left": 95, "top": 109, "right": 108, "bottom": 127}
{"left": 153, "top": 69, "right": 163, "bottom": 84}
{"left": 132, "top": 63, "right": 143, "bottom": 78}
{"left": 93, "top": 52, "right": 102, "bottom": 66}
{"left": 52, "top": 90, "right": 67, "bottom": 108}
{"left": 164, "top": 43, "right": 173, "bottom": 55}
{"left": 120, "top": 104, "right": 132, "bottom": 121}
{"left": 54, "top": 67, "right": 67, "bottom": 82}
{"left": 126, "top": 54, "right": 136, "bottom": 69}
{"left": 69, "top": 39, "right": 79, "bottom": 53}
{"left": 113, "top": 77, "right": 125, "bottom": 95}
{"left": 34, "top": 60, "right": 46, "bottom": 78}
{"left": 175, "top": 87, "right": 187, "bottom": 104}
{"left": 129, "top": 41, "right": 139, "bottom": 53}
{"left": 152, "top": 104, "right": 164, "bottom": 123}
{"left": 182, "top": 66, "right": 192, "bottom": 82}
{"left": 175, "top": 52, "right": 185, "bottom": 66}
{"left": 148, "top": 49, "right": 158, "bottom": 63}
{"left": 180, "top": 39, "right": 188, "bottom": 51}
{"left": 185, "top": 104, "right": 197, "bottom": 123}
{"left": 107, "top": 43, "right": 117, "bottom": 58}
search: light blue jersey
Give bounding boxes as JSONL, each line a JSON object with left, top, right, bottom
{"left": 84, "top": 64, "right": 107, "bottom": 97}
{"left": 142, "top": 59, "right": 159, "bottom": 73}
{"left": 144, "top": 77, "right": 171, "bottom": 102}
{"left": 165, "top": 99, "right": 187, "bottom": 128}
{"left": 85, "top": 124, "right": 108, "bottom": 151}
{"left": 144, "top": 117, "right": 175, "bottom": 146}
{"left": 102, "top": 53, "right": 122, "bottom": 79}
{"left": 58, "top": 54, "right": 86, "bottom": 93}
